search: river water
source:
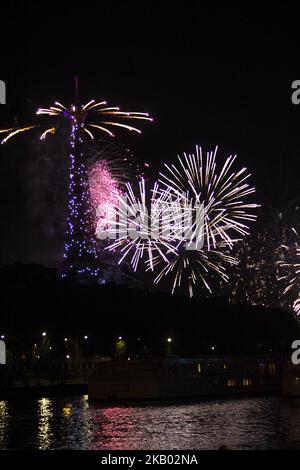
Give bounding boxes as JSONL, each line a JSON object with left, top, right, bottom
{"left": 0, "top": 395, "right": 300, "bottom": 450}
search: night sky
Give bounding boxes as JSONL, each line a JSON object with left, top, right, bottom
{"left": 1, "top": 2, "right": 300, "bottom": 267}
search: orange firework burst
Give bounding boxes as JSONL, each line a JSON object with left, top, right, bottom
{"left": 0, "top": 99, "right": 153, "bottom": 144}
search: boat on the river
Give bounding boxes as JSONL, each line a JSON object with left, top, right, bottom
{"left": 282, "top": 365, "right": 300, "bottom": 397}
{"left": 88, "top": 357, "right": 285, "bottom": 401}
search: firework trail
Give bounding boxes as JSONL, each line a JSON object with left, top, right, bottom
{"left": 88, "top": 160, "right": 123, "bottom": 234}
{"left": 159, "top": 145, "right": 259, "bottom": 247}
{"left": 0, "top": 96, "right": 153, "bottom": 281}
{"left": 277, "top": 227, "right": 300, "bottom": 315}
{"left": 0, "top": 99, "right": 153, "bottom": 144}
{"left": 149, "top": 242, "right": 237, "bottom": 298}
{"left": 149, "top": 145, "right": 259, "bottom": 296}
{"left": 86, "top": 138, "right": 150, "bottom": 239}
{"left": 226, "top": 158, "right": 300, "bottom": 310}
{"left": 101, "top": 146, "right": 258, "bottom": 297}
{"left": 104, "top": 178, "right": 181, "bottom": 271}
{"left": 85, "top": 138, "right": 141, "bottom": 180}
{"left": 226, "top": 197, "right": 300, "bottom": 310}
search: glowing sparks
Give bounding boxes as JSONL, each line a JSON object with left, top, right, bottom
{"left": 40, "top": 127, "right": 56, "bottom": 140}
{"left": 100, "top": 146, "right": 258, "bottom": 297}
{"left": 150, "top": 245, "right": 237, "bottom": 297}
{"left": 294, "top": 298, "right": 300, "bottom": 315}
{"left": 0, "top": 126, "right": 21, "bottom": 134}
{"left": 1, "top": 125, "right": 37, "bottom": 144}
{"left": 277, "top": 227, "right": 300, "bottom": 315}
{"left": 88, "top": 124, "right": 114, "bottom": 137}
{"left": 0, "top": 95, "right": 152, "bottom": 284}
{"left": 101, "top": 111, "right": 153, "bottom": 122}
{"left": 54, "top": 101, "right": 68, "bottom": 110}
{"left": 88, "top": 160, "right": 123, "bottom": 234}
{"left": 85, "top": 101, "right": 107, "bottom": 111}
{"left": 83, "top": 127, "right": 94, "bottom": 140}
{"left": 101, "top": 122, "right": 142, "bottom": 134}
{"left": 0, "top": 99, "right": 152, "bottom": 144}
{"left": 159, "top": 145, "right": 259, "bottom": 248}
{"left": 82, "top": 99, "right": 96, "bottom": 110}
{"left": 145, "top": 146, "right": 258, "bottom": 297}
{"left": 105, "top": 179, "right": 179, "bottom": 272}
{"left": 35, "top": 100, "right": 149, "bottom": 138}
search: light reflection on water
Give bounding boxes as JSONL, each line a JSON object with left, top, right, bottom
{"left": 0, "top": 396, "right": 300, "bottom": 450}
{"left": 0, "top": 400, "right": 9, "bottom": 448}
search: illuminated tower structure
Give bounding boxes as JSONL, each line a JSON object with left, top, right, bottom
{"left": 61, "top": 104, "right": 101, "bottom": 281}
{"left": 0, "top": 77, "right": 153, "bottom": 282}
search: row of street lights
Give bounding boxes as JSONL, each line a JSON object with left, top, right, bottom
{"left": 1, "top": 332, "right": 218, "bottom": 352}
{"left": 41, "top": 332, "right": 89, "bottom": 341}
{"left": 1, "top": 332, "right": 174, "bottom": 344}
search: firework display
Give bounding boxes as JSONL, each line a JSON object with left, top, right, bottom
{"left": 277, "top": 227, "right": 300, "bottom": 315}
{"left": 148, "top": 146, "right": 259, "bottom": 296}
{"left": 102, "top": 146, "right": 259, "bottom": 297}
{"left": 5, "top": 94, "right": 298, "bottom": 303}
{"left": 150, "top": 243, "right": 237, "bottom": 298}
{"left": 88, "top": 160, "right": 123, "bottom": 235}
{"left": 85, "top": 139, "right": 138, "bottom": 182}
{"left": 105, "top": 178, "right": 179, "bottom": 271}
{"left": 223, "top": 202, "right": 300, "bottom": 314}
{"left": 0, "top": 97, "right": 153, "bottom": 281}
{"left": 0, "top": 100, "right": 153, "bottom": 144}
{"left": 159, "top": 145, "right": 259, "bottom": 245}
{"left": 224, "top": 232, "right": 284, "bottom": 308}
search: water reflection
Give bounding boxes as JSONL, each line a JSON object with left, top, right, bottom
{"left": 0, "top": 401, "right": 9, "bottom": 448}
{"left": 90, "top": 407, "right": 136, "bottom": 450}
{"left": 37, "top": 398, "right": 53, "bottom": 450}
{"left": 49, "top": 395, "right": 92, "bottom": 449}
{"left": 0, "top": 396, "right": 299, "bottom": 449}
{"left": 62, "top": 403, "right": 73, "bottom": 417}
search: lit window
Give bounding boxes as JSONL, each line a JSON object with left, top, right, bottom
{"left": 268, "top": 363, "right": 276, "bottom": 376}
{"left": 243, "top": 378, "right": 252, "bottom": 386}
{"left": 227, "top": 379, "right": 236, "bottom": 387}
{"left": 197, "top": 363, "right": 202, "bottom": 374}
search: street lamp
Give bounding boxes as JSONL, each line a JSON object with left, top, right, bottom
{"left": 166, "top": 337, "right": 173, "bottom": 357}
{"left": 42, "top": 332, "right": 47, "bottom": 337}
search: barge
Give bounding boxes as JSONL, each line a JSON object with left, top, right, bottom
{"left": 282, "top": 364, "right": 300, "bottom": 397}
{"left": 88, "top": 357, "right": 285, "bottom": 401}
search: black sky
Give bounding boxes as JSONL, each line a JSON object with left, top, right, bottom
{"left": 1, "top": 2, "right": 300, "bottom": 267}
